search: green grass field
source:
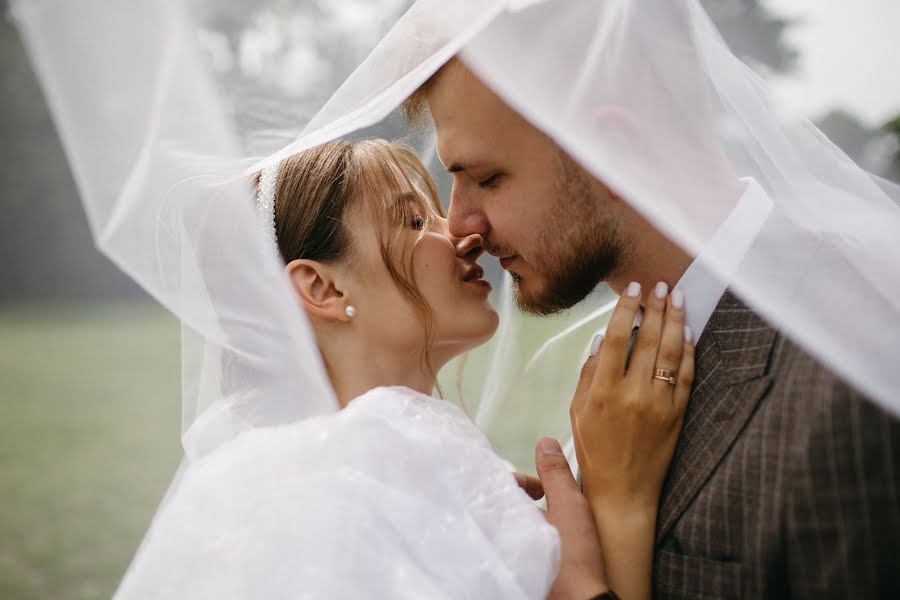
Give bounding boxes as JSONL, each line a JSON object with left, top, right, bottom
{"left": 0, "top": 304, "right": 181, "bottom": 600}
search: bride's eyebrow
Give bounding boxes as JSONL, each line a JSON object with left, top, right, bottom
{"left": 396, "top": 191, "right": 420, "bottom": 204}
{"left": 396, "top": 190, "right": 440, "bottom": 218}
{"left": 395, "top": 191, "right": 427, "bottom": 212}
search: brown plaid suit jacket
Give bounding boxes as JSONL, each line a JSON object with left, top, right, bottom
{"left": 652, "top": 291, "right": 900, "bottom": 599}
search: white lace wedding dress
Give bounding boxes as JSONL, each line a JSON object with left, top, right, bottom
{"left": 115, "top": 386, "right": 560, "bottom": 599}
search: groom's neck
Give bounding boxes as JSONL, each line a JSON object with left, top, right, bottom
{"left": 609, "top": 225, "right": 693, "bottom": 303}
{"left": 605, "top": 173, "right": 746, "bottom": 302}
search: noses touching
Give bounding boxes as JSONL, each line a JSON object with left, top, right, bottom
{"left": 455, "top": 233, "right": 485, "bottom": 263}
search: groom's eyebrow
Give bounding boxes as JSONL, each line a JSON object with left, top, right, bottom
{"left": 447, "top": 163, "right": 464, "bottom": 173}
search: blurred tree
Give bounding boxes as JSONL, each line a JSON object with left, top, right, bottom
{"left": 815, "top": 110, "right": 900, "bottom": 183}
{"left": 818, "top": 110, "right": 872, "bottom": 159}
{"left": 702, "top": 1, "right": 898, "bottom": 183}
{"left": 701, "top": 0, "right": 799, "bottom": 74}
{"left": 190, "top": 0, "right": 412, "bottom": 152}
{"left": 882, "top": 114, "right": 900, "bottom": 174}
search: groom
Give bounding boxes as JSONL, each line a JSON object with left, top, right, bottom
{"left": 404, "top": 59, "right": 900, "bottom": 597}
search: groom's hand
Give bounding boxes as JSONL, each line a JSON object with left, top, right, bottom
{"left": 535, "top": 437, "right": 609, "bottom": 600}
{"left": 514, "top": 472, "right": 545, "bottom": 500}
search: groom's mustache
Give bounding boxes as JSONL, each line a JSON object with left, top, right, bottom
{"left": 482, "top": 237, "right": 515, "bottom": 259}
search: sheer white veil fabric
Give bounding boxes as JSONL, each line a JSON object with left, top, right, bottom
{"left": 270, "top": 0, "right": 900, "bottom": 417}
{"left": 12, "top": 0, "right": 900, "bottom": 595}
{"left": 11, "top": 0, "right": 339, "bottom": 456}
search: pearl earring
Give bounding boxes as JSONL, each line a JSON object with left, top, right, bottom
{"left": 345, "top": 305, "right": 357, "bottom": 318}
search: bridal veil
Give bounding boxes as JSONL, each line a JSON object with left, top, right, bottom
{"left": 12, "top": 0, "right": 900, "bottom": 594}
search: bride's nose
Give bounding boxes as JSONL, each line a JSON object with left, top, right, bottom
{"left": 455, "top": 233, "right": 484, "bottom": 261}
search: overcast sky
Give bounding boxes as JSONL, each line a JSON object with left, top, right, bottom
{"left": 766, "top": 0, "right": 900, "bottom": 126}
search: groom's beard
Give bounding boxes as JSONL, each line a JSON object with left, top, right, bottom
{"left": 510, "top": 155, "right": 625, "bottom": 316}
{"left": 514, "top": 224, "right": 621, "bottom": 316}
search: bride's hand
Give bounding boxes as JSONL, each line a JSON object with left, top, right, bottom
{"left": 570, "top": 282, "right": 693, "bottom": 600}
{"left": 571, "top": 282, "right": 694, "bottom": 513}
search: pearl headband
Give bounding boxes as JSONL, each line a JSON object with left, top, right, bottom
{"left": 255, "top": 162, "right": 280, "bottom": 246}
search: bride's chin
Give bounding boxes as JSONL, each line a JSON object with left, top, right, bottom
{"left": 435, "top": 309, "right": 499, "bottom": 357}
{"left": 470, "top": 308, "right": 500, "bottom": 345}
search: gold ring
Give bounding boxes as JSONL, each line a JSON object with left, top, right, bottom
{"left": 652, "top": 368, "right": 677, "bottom": 385}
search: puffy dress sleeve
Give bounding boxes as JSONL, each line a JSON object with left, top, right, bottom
{"left": 115, "top": 387, "right": 560, "bottom": 599}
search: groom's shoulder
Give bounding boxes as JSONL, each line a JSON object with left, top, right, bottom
{"left": 770, "top": 330, "right": 900, "bottom": 466}
{"left": 711, "top": 292, "right": 897, "bottom": 432}
{"left": 707, "top": 291, "right": 891, "bottom": 420}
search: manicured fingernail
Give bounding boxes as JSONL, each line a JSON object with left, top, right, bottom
{"left": 655, "top": 281, "right": 668, "bottom": 299}
{"left": 627, "top": 281, "right": 641, "bottom": 297}
{"left": 539, "top": 438, "right": 564, "bottom": 456}
{"left": 671, "top": 289, "right": 684, "bottom": 309}
{"left": 684, "top": 325, "right": 693, "bottom": 343}
{"left": 590, "top": 333, "right": 604, "bottom": 357}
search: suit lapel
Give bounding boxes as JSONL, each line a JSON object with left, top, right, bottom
{"left": 655, "top": 292, "right": 777, "bottom": 543}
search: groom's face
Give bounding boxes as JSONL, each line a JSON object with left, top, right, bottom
{"left": 426, "top": 61, "right": 630, "bottom": 315}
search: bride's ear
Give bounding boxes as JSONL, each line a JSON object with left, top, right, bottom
{"left": 285, "top": 259, "right": 354, "bottom": 322}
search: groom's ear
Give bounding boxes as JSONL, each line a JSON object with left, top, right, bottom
{"left": 285, "top": 259, "right": 352, "bottom": 322}
{"left": 589, "top": 104, "right": 645, "bottom": 162}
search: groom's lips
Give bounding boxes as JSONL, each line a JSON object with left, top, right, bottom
{"left": 499, "top": 255, "right": 518, "bottom": 270}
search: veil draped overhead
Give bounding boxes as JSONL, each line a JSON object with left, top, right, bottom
{"left": 12, "top": 0, "right": 900, "bottom": 594}
{"left": 272, "top": 0, "right": 900, "bottom": 420}
{"left": 18, "top": 0, "right": 900, "bottom": 459}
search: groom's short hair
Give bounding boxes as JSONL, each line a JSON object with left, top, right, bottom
{"left": 400, "top": 88, "right": 429, "bottom": 124}
{"left": 401, "top": 58, "right": 457, "bottom": 125}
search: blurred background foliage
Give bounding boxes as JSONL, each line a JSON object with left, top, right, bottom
{"left": 1, "top": 0, "right": 897, "bottom": 598}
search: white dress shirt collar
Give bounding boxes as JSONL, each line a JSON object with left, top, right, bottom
{"left": 634, "top": 177, "right": 772, "bottom": 338}
{"left": 674, "top": 177, "right": 772, "bottom": 337}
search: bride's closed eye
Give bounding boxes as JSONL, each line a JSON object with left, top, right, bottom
{"left": 410, "top": 215, "right": 427, "bottom": 230}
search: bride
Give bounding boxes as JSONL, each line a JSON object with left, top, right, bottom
{"left": 115, "top": 138, "right": 693, "bottom": 600}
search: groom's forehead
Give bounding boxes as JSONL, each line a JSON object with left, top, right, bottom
{"left": 428, "top": 60, "right": 522, "bottom": 130}
{"left": 430, "top": 87, "right": 523, "bottom": 169}
{"left": 432, "top": 115, "right": 509, "bottom": 172}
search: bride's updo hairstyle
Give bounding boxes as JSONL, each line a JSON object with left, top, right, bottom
{"left": 259, "top": 139, "right": 446, "bottom": 387}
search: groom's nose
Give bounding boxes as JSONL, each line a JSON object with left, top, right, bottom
{"left": 447, "top": 186, "right": 490, "bottom": 239}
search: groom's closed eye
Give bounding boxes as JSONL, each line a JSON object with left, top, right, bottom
{"left": 477, "top": 174, "right": 502, "bottom": 189}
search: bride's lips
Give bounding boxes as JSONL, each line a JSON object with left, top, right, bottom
{"left": 498, "top": 255, "right": 518, "bottom": 270}
{"left": 462, "top": 265, "right": 491, "bottom": 289}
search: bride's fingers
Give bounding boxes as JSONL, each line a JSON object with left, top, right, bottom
{"left": 593, "top": 282, "right": 642, "bottom": 387}
{"left": 570, "top": 350, "right": 599, "bottom": 419}
{"left": 626, "top": 281, "right": 668, "bottom": 381}
{"left": 650, "top": 290, "right": 686, "bottom": 393}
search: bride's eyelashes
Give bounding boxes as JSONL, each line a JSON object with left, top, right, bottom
{"left": 477, "top": 173, "right": 503, "bottom": 189}
{"left": 409, "top": 215, "right": 427, "bottom": 230}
